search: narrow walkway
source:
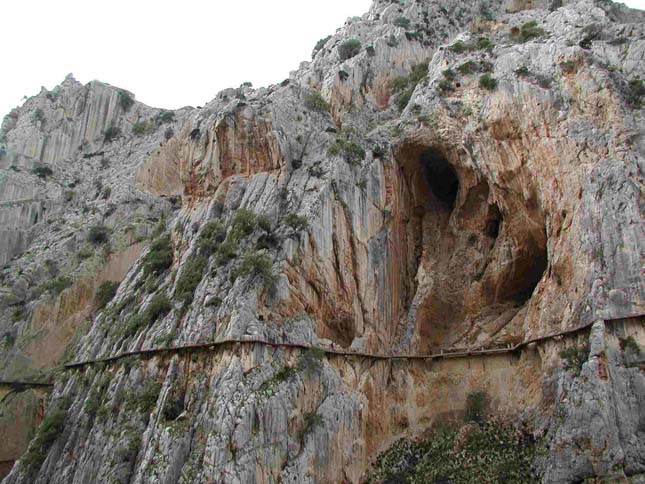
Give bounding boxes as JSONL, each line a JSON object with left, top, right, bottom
{"left": 63, "top": 315, "right": 641, "bottom": 370}
{"left": 0, "top": 380, "right": 54, "bottom": 389}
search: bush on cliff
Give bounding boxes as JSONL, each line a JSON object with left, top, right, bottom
{"left": 143, "top": 234, "right": 173, "bottom": 276}
{"left": 338, "top": 39, "right": 361, "bottom": 61}
{"left": 175, "top": 255, "right": 208, "bottom": 304}
{"left": 95, "top": 281, "right": 119, "bottom": 309}
{"left": 368, "top": 419, "right": 541, "bottom": 483}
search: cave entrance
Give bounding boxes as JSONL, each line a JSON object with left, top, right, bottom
{"left": 420, "top": 148, "right": 459, "bottom": 209}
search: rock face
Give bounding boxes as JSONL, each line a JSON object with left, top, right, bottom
{"left": 1, "top": 0, "right": 644, "bottom": 483}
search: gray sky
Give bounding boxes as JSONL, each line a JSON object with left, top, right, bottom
{"left": 1, "top": 0, "right": 643, "bottom": 119}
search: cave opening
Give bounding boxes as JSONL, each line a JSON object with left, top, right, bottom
{"left": 420, "top": 148, "right": 459, "bottom": 208}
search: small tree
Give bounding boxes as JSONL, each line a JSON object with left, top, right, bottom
{"left": 95, "top": 281, "right": 119, "bottom": 309}
{"left": 338, "top": 39, "right": 361, "bottom": 61}
{"left": 117, "top": 90, "right": 134, "bottom": 111}
{"left": 103, "top": 125, "right": 121, "bottom": 143}
{"left": 304, "top": 91, "right": 329, "bottom": 112}
{"left": 479, "top": 74, "right": 498, "bottom": 90}
{"left": 88, "top": 225, "right": 110, "bottom": 245}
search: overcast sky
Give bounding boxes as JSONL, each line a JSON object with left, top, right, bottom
{"left": 1, "top": 0, "right": 643, "bottom": 119}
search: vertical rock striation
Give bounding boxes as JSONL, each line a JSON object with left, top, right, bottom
{"left": 1, "top": 0, "right": 644, "bottom": 482}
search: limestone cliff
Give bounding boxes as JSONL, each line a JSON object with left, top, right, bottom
{"left": 1, "top": 0, "right": 644, "bottom": 483}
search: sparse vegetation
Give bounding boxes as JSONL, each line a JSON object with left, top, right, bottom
{"left": 143, "top": 234, "right": 173, "bottom": 276}
{"left": 302, "top": 412, "right": 324, "bottom": 437}
{"left": 515, "top": 65, "right": 530, "bottom": 76}
{"left": 198, "top": 221, "right": 227, "bottom": 256}
{"left": 231, "top": 251, "right": 276, "bottom": 288}
{"left": 103, "top": 125, "right": 121, "bottom": 143}
{"left": 32, "top": 165, "right": 53, "bottom": 179}
{"left": 511, "top": 21, "right": 546, "bottom": 43}
{"left": 156, "top": 110, "right": 175, "bottom": 124}
{"left": 390, "top": 61, "right": 429, "bottom": 111}
{"left": 479, "top": 73, "right": 498, "bottom": 90}
{"left": 620, "top": 336, "right": 640, "bottom": 355}
{"left": 31, "top": 108, "right": 45, "bottom": 125}
{"left": 40, "top": 276, "right": 72, "bottom": 296}
{"left": 132, "top": 120, "right": 153, "bottom": 135}
{"left": 327, "top": 137, "right": 365, "bottom": 166}
{"left": 175, "top": 255, "right": 208, "bottom": 304}
{"left": 118, "top": 90, "right": 134, "bottom": 111}
{"left": 21, "top": 397, "right": 70, "bottom": 471}
{"left": 304, "top": 91, "right": 329, "bottom": 112}
{"left": 464, "top": 391, "right": 488, "bottom": 424}
{"left": 338, "top": 39, "right": 361, "bottom": 61}
{"left": 95, "top": 281, "right": 119, "bottom": 309}
{"left": 88, "top": 225, "right": 110, "bottom": 245}
{"left": 312, "top": 35, "right": 332, "bottom": 58}
{"left": 394, "top": 17, "right": 411, "bottom": 28}
{"left": 367, "top": 420, "right": 541, "bottom": 483}
{"left": 559, "top": 343, "right": 589, "bottom": 375}
{"left": 627, "top": 78, "right": 644, "bottom": 108}
{"left": 284, "top": 213, "right": 309, "bottom": 232}
{"left": 230, "top": 209, "right": 259, "bottom": 241}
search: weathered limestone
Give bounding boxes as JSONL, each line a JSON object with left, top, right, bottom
{"left": 1, "top": 0, "right": 644, "bottom": 482}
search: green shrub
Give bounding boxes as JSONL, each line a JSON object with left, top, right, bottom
{"left": 620, "top": 336, "right": 640, "bottom": 354}
{"left": 232, "top": 252, "right": 275, "bottom": 288}
{"left": 40, "top": 276, "right": 72, "bottom": 296}
{"left": 304, "top": 91, "right": 329, "bottom": 112}
{"left": 389, "top": 61, "right": 428, "bottom": 111}
{"left": 442, "top": 68, "right": 456, "bottom": 81}
{"left": 103, "top": 125, "right": 121, "bottom": 143}
{"left": 464, "top": 391, "right": 488, "bottom": 423}
{"left": 368, "top": 421, "right": 541, "bottom": 483}
{"left": 338, "top": 39, "right": 361, "bottom": 61}
{"left": 512, "top": 21, "right": 546, "bottom": 43}
{"left": 298, "top": 347, "right": 325, "bottom": 375}
{"left": 132, "top": 120, "right": 152, "bottom": 135}
{"left": 230, "top": 209, "right": 258, "bottom": 240}
{"left": 32, "top": 165, "right": 53, "bottom": 179}
{"left": 396, "top": 88, "right": 413, "bottom": 111}
{"left": 515, "top": 65, "right": 530, "bottom": 76}
{"left": 77, "top": 246, "right": 94, "bottom": 260}
{"left": 126, "top": 380, "right": 161, "bottom": 413}
{"left": 302, "top": 412, "right": 324, "bottom": 437}
{"left": 479, "top": 73, "right": 498, "bottom": 90}
{"left": 312, "top": 35, "right": 332, "bottom": 58}
{"left": 22, "top": 397, "right": 70, "bottom": 471}
{"left": 175, "top": 255, "right": 208, "bottom": 304}
{"left": 117, "top": 90, "right": 134, "bottom": 111}
{"left": 143, "top": 234, "right": 173, "bottom": 276}
{"left": 559, "top": 344, "right": 589, "bottom": 375}
{"left": 559, "top": 60, "right": 577, "bottom": 73}
{"left": 88, "top": 225, "right": 110, "bottom": 245}
{"left": 156, "top": 110, "right": 175, "bottom": 124}
{"left": 327, "top": 138, "right": 365, "bottom": 166}
{"left": 450, "top": 40, "right": 467, "bottom": 53}
{"left": 390, "top": 75, "right": 410, "bottom": 93}
{"left": 627, "top": 78, "right": 644, "bottom": 108}
{"left": 140, "top": 294, "right": 172, "bottom": 326}
{"left": 284, "top": 213, "right": 309, "bottom": 232}
{"left": 458, "top": 61, "right": 478, "bottom": 75}
{"left": 31, "top": 109, "right": 45, "bottom": 125}
{"left": 393, "top": 17, "right": 411, "bottom": 28}
{"left": 256, "top": 214, "right": 272, "bottom": 232}
{"left": 95, "top": 281, "right": 119, "bottom": 309}
{"left": 477, "top": 36, "right": 493, "bottom": 50}
{"left": 215, "top": 240, "right": 237, "bottom": 266}
{"left": 198, "top": 221, "right": 227, "bottom": 255}
{"left": 438, "top": 79, "right": 455, "bottom": 94}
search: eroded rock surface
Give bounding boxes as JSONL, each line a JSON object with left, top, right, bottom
{"left": 1, "top": 0, "right": 644, "bottom": 482}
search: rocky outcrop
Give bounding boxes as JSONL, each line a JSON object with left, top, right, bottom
{"left": 1, "top": 0, "right": 644, "bottom": 483}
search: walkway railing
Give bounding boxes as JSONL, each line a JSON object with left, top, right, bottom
{"left": 62, "top": 315, "right": 642, "bottom": 370}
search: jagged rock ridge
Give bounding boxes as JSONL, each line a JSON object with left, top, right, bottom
{"left": 0, "top": 0, "right": 643, "bottom": 482}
